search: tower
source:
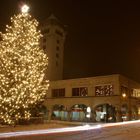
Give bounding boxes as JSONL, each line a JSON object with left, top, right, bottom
{"left": 40, "top": 15, "right": 66, "bottom": 81}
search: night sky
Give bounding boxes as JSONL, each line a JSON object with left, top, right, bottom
{"left": 1, "top": 0, "right": 140, "bottom": 82}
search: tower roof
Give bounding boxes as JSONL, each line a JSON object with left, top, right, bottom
{"left": 41, "top": 14, "right": 66, "bottom": 30}
{"left": 47, "top": 14, "right": 58, "bottom": 21}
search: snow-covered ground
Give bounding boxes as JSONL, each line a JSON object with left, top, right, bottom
{"left": 0, "top": 123, "right": 68, "bottom": 133}
{"left": 0, "top": 120, "right": 140, "bottom": 140}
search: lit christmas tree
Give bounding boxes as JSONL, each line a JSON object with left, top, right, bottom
{"left": 0, "top": 5, "right": 49, "bottom": 125}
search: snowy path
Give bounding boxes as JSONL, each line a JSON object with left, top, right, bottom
{"left": 0, "top": 120, "right": 140, "bottom": 140}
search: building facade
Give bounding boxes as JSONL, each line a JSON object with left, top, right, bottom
{"left": 40, "top": 16, "right": 140, "bottom": 122}
{"left": 44, "top": 74, "right": 140, "bottom": 122}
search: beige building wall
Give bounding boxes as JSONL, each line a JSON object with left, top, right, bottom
{"left": 44, "top": 74, "right": 140, "bottom": 122}
{"left": 45, "top": 74, "right": 121, "bottom": 109}
{"left": 46, "top": 74, "right": 120, "bottom": 98}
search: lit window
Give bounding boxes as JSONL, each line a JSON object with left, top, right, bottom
{"left": 95, "top": 85, "right": 113, "bottom": 96}
{"left": 131, "top": 89, "right": 140, "bottom": 98}
{"left": 121, "top": 86, "right": 128, "bottom": 97}
{"left": 72, "top": 87, "right": 88, "bottom": 97}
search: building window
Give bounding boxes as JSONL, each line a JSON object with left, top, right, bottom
{"left": 43, "top": 38, "right": 46, "bottom": 43}
{"left": 42, "top": 45, "right": 46, "bottom": 50}
{"left": 52, "top": 88, "right": 65, "bottom": 97}
{"left": 57, "top": 40, "right": 60, "bottom": 44}
{"left": 56, "top": 46, "right": 59, "bottom": 51}
{"left": 55, "top": 29, "right": 63, "bottom": 37}
{"left": 131, "top": 89, "right": 140, "bottom": 98}
{"left": 42, "top": 28, "right": 50, "bottom": 34}
{"left": 121, "top": 86, "right": 128, "bottom": 96}
{"left": 95, "top": 85, "right": 113, "bottom": 96}
{"left": 56, "top": 61, "right": 58, "bottom": 66}
{"left": 72, "top": 87, "right": 88, "bottom": 97}
{"left": 56, "top": 53, "right": 59, "bottom": 58}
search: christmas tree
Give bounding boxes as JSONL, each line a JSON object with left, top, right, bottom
{"left": 0, "top": 5, "right": 49, "bottom": 125}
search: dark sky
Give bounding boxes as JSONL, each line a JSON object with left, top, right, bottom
{"left": 1, "top": 0, "right": 140, "bottom": 82}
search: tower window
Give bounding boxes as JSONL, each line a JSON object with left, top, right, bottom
{"left": 42, "top": 45, "right": 46, "bottom": 50}
{"left": 42, "top": 28, "right": 50, "bottom": 34}
{"left": 56, "top": 61, "right": 58, "bottom": 66}
{"left": 43, "top": 38, "right": 46, "bottom": 43}
{"left": 56, "top": 53, "right": 59, "bottom": 58}
{"left": 55, "top": 29, "right": 63, "bottom": 37}
{"left": 56, "top": 46, "right": 59, "bottom": 51}
{"left": 57, "top": 40, "right": 60, "bottom": 44}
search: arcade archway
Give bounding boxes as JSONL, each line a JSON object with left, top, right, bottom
{"left": 71, "top": 104, "right": 89, "bottom": 121}
{"left": 52, "top": 104, "right": 68, "bottom": 120}
{"left": 121, "top": 104, "right": 128, "bottom": 121}
{"left": 131, "top": 105, "right": 138, "bottom": 120}
{"left": 94, "top": 104, "right": 116, "bottom": 122}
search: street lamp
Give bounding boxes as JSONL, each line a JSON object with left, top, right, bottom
{"left": 122, "top": 93, "right": 126, "bottom": 98}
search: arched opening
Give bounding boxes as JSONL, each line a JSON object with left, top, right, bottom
{"left": 20, "top": 104, "right": 48, "bottom": 124}
{"left": 121, "top": 104, "right": 128, "bottom": 121}
{"left": 131, "top": 105, "right": 138, "bottom": 120}
{"left": 52, "top": 104, "right": 68, "bottom": 120}
{"left": 70, "top": 104, "right": 89, "bottom": 121}
{"left": 94, "top": 104, "right": 116, "bottom": 122}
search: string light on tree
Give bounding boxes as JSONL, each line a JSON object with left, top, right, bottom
{"left": 0, "top": 4, "right": 49, "bottom": 125}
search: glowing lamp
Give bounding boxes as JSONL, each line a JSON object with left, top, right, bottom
{"left": 122, "top": 93, "right": 126, "bottom": 98}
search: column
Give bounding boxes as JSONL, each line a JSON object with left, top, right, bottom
{"left": 48, "top": 107, "right": 53, "bottom": 122}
